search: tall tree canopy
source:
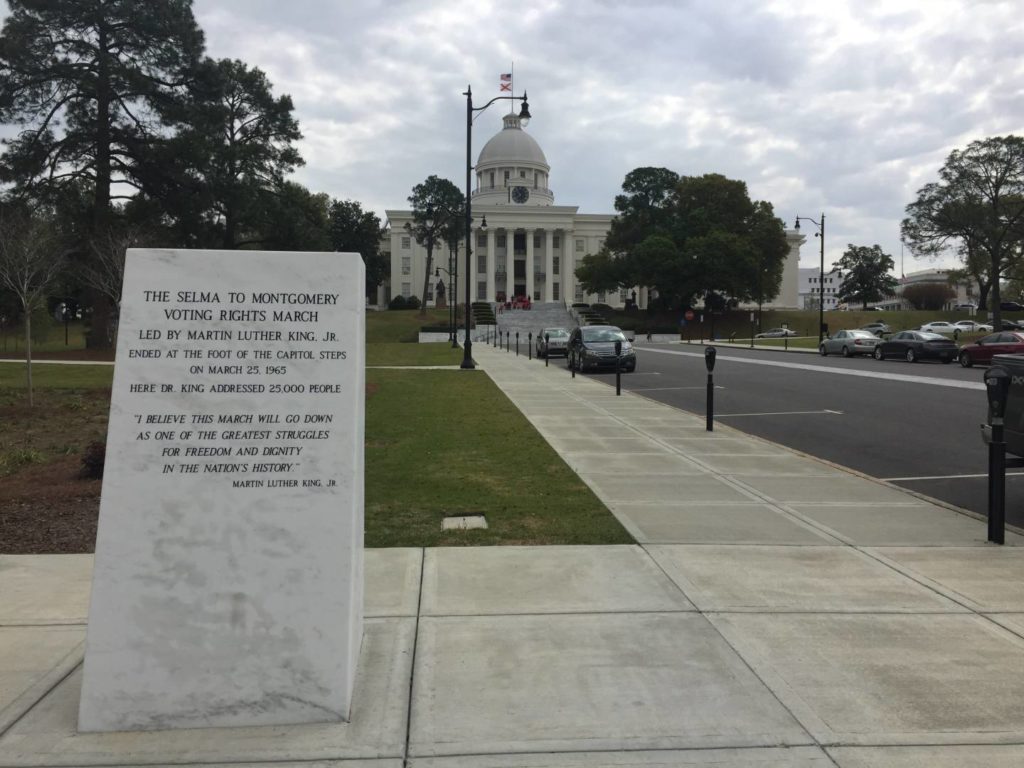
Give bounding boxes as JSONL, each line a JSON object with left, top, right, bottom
{"left": 0, "top": 0, "right": 205, "bottom": 232}
{"left": 328, "top": 198, "right": 387, "bottom": 292}
{"left": 596, "top": 169, "right": 788, "bottom": 309}
{"left": 407, "top": 175, "right": 464, "bottom": 314}
{"left": 902, "top": 135, "right": 1024, "bottom": 328}
{"left": 836, "top": 244, "right": 898, "bottom": 309}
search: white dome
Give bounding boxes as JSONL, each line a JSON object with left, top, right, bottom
{"left": 477, "top": 114, "right": 548, "bottom": 168}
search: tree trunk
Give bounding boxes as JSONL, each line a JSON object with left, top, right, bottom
{"left": 420, "top": 238, "right": 433, "bottom": 316}
{"left": 978, "top": 281, "right": 991, "bottom": 311}
{"left": 991, "top": 259, "right": 1002, "bottom": 330}
{"left": 24, "top": 309, "right": 33, "bottom": 408}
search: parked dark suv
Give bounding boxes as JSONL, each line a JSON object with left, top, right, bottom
{"left": 567, "top": 325, "right": 637, "bottom": 373}
{"left": 1000, "top": 301, "right": 1024, "bottom": 311}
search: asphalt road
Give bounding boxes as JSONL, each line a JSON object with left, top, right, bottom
{"left": 579, "top": 343, "right": 1024, "bottom": 529}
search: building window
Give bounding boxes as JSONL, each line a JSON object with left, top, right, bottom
{"left": 513, "top": 233, "right": 526, "bottom": 254}
{"left": 489, "top": 171, "right": 494, "bottom": 187}
{"left": 534, "top": 234, "right": 542, "bottom": 248}
{"left": 477, "top": 253, "right": 486, "bottom": 273}
{"left": 534, "top": 289, "right": 540, "bottom": 301}
{"left": 497, "top": 255, "right": 506, "bottom": 272}
{"left": 575, "top": 284, "right": 584, "bottom": 300}
{"left": 553, "top": 235, "right": 560, "bottom": 249}
{"left": 503, "top": 170, "right": 510, "bottom": 182}
{"left": 478, "top": 281, "right": 487, "bottom": 300}
{"left": 553, "top": 283, "right": 560, "bottom": 301}
{"left": 401, "top": 236, "right": 411, "bottom": 249}
{"left": 477, "top": 233, "right": 486, "bottom": 247}
{"left": 426, "top": 287, "right": 433, "bottom": 302}
{"left": 401, "top": 256, "right": 411, "bottom": 275}
{"left": 401, "top": 282, "right": 411, "bottom": 298}
{"left": 534, "top": 172, "right": 539, "bottom": 188}
{"left": 497, "top": 234, "right": 507, "bottom": 248}
{"left": 520, "top": 170, "right": 526, "bottom": 177}
{"left": 619, "top": 288, "right": 629, "bottom": 302}
{"left": 553, "top": 256, "right": 560, "bottom": 275}
{"left": 597, "top": 291, "right": 606, "bottom": 303}
{"left": 575, "top": 239, "right": 584, "bottom": 252}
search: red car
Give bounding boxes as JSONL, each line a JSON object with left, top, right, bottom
{"left": 958, "top": 331, "right": 1024, "bottom": 367}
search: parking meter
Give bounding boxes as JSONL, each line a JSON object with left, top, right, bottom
{"left": 528, "top": 332, "right": 533, "bottom": 360}
{"left": 704, "top": 346, "right": 716, "bottom": 372}
{"left": 614, "top": 340, "right": 623, "bottom": 396}
{"left": 984, "top": 365, "right": 1010, "bottom": 544}
{"left": 985, "top": 366, "right": 1011, "bottom": 423}
{"left": 704, "top": 346, "right": 717, "bottom": 431}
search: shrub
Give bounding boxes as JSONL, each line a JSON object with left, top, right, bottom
{"left": 406, "top": 295, "right": 421, "bottom": 310}
{"left": 80, "top": 441, "right": 106, "bottom": 479}
{"left": 388, "top": 295, "right": 408, "bottom": 310}
{"left": 903, "top": 283, "right": 955, "bottom": 310}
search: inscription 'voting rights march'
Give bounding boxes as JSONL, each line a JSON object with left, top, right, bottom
{"left": 79, "top": 249, "right": 365, "bottom": 732}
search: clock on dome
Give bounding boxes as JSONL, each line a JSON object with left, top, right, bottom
{"left": 512, "top": 186, "right": 530, "bottom": 204}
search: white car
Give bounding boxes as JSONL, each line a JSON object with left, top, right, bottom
{"left": 919, "top": 321, "right": 958, "bottom": 334}
{"left": 952, "top": 320, "right": 993, "bottom": 333}
{"left": 755, "top": 327, "right": 798, "bottom": 338}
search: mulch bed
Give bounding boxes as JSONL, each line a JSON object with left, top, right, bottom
{"left": 0, "top": 455, "right": 100, "bottom": 554}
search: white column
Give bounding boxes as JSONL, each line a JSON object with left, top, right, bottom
{"left": 526, "top": 229, "right": 535, "bottom": 301}
{"left": 545, "top": 230, "right": 555, "bottom": 302}
{"left": 564, "top": 230, "right": 575, "bottom": 303}
{"left": 486, "top": 228, "right": 496, "bottom": 302}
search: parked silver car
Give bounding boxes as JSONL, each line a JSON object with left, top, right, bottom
{"left": 536, "top": 327, "right": 570, "bottom": 358}
{"left": 755, "top": 327, "right": 798, "bottom": 338}
{"left": 819, "top": 329, "right": 882, "bottom": 357}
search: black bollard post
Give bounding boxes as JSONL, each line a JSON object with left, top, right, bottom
{"left": 704, "top": 346, "right": 717, "bottom": 432}
{"left": 516, "top": 332, "right": 520, "bottom": 357}
{"left": 545, "top": 333, "right": 550, "bottom": 367}
{"left": 784, "top": 335, "right": 789, "bottom": 351}
{"left": 506, "top": 331, "right": 510, "bottom": 352}
{"left": 985, "top": 367, "right": 1010, "bottom": 544}
{"left": 615, "top": 339, "right": 622, "bottom": 396}
{"left": 528, "top": 332, "right": 532, "bottom": 360}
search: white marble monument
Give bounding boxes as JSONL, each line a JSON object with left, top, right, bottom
{"left": 78, "top": 249, "right": 365, "bottom": 731}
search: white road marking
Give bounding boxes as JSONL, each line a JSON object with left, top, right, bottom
{"left": 716, "top": 409, "right": 844, "bottom": 417}
{"left": 638, "top": 347, "right": 984, "bottom": 391}
{"left": 632, "top": 385, "right": 725, "bottom": 392}
{"left": 885, "top": 472, "right": 1024, "bottom": 481}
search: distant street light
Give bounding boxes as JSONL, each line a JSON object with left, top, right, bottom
{"left": 795, "top": 213, "right": 826, "bottom": 344}
{"left": 461, "top": 84, "right": 531, "bottom": 369}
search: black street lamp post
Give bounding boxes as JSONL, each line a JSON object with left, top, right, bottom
{"left": 461, "top": 84, "right": 531, "bottom": 369}
{"left": 795, "top": 213, "right": 826, "bottom": 344}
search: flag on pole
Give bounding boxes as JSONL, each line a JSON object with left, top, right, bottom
{"left": 500, "top": 73, "right": 512, "bottom": 92}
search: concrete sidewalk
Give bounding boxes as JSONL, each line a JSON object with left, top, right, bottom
{"left": 5, "top": 345, "right": 1024, "bottom": 766}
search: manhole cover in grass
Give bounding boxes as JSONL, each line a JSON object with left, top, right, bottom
{"left": 442, "top": 514, "right": 488, "bottom": 531}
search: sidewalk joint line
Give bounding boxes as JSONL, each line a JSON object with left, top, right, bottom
{"left": 401, "top": 548, "right": 426, "bottom": 768}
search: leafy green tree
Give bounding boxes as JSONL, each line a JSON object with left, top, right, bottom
{"left": 328, "top": 198, "right": 387, "bottom": 293}
{"left": 255, "top": 181, "right": 330, "bottom": 251}
{"left": 902, "top": 136, "right": 1024, "bottom": 329}
{"left": 600, "top": 170, "right": 788, "bottom": 309}
{"left": 903, "top": 282, "right": 955, "bottom": 311}
{"left": 0, "top": 0, "right": 204, "bottom": 233}
{"left": 575, "top": 248, "right": 627, "bottom": 296}
{"left": 606, "top": 167, "right": 680, "bottom": 254}
{"left": 407, "top": 175, "right": 464, "bottom": 315}
{"left": 835, "top": 244, "right": 898, "bottom": 309}
{"left": 159, "top": 58, "right": 303, "bottom": 249}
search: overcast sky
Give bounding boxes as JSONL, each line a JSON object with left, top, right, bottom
{"left": 5, "top": 1, "right": 1024, "bottom": 273}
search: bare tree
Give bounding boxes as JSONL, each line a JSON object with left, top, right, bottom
{"left": 0, "top": 211, "right": 66, "bottom": 406}
{"left": 79, "top": 227, "right": 150, "bottom": 342}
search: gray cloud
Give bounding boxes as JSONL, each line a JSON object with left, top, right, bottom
{"left": 2, "top": 0, "right": 1023, "bottom": 273}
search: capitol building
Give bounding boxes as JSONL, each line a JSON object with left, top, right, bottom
{"left": 380, "top": 110, "right": 803, "bottom": 310}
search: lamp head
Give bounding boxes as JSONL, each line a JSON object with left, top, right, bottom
{"left": 518, "top": 92, "right": 531, "bottom": 126}
{"left": 794, "top": 217, "right": 800, "bottom": 230}
{"left": 481, "top": 215, "right": 488, "bottom": 230}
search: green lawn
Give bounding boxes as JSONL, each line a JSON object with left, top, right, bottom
{"left": 2, "top": 316, "right": 634, "bottom": 548}
{"left": 365, "top": 368, "right": 631, "bottom": 546}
